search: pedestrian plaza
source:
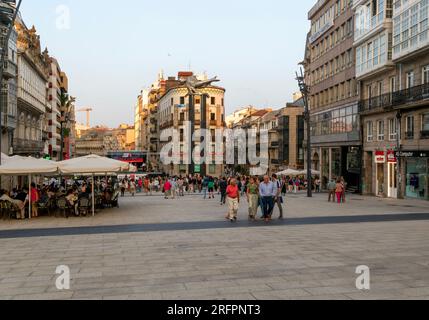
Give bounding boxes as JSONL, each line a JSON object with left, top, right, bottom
{"left": 0, "top": 192, "right": 428, "bottom": 300}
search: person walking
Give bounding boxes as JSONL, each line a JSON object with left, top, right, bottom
{"left": 294, "top": 177, "right": 300, "bottom": 194}
{"left": 226, "top": 178, "right": 240, "bottom": 222}
{"left": 259, "top": 175, "right": 277, "bottom": 222}
{"left": 202, "top": 176, "right": 209, "bottom": 199}
{"left": 341, "top": 177, "right": 347, "bottom": 203}
{"left": 219, "top": 177, "right": 227, "bottom": 205}
{"left": 170, "top": 177, "right": 177, "bottom": 199}
{"left": 246, "top": 177, "right": 259, "bottom": 221}
{"left": 129, "top": 180, "right": 136, "bottom": 197}
{"left": 271, "top": 174, "right": 284, "bottom": 219}
{"left": 29, "top": 183, "right": 39, "bottom": 218}
{"left": 120, "top": 180, "right": 126, "bottom": 197}
{"left": 164, "top": 179, "right": 172, "bottom": 199}
{"left": 328, "top": 179, "right": 336, "bottom": 202}
{"left": 315, "top": 177, "right": 321, "bottom": 193}
{"left": 208, "top": 177, "right": 215, "bottom": 199}
{"left": 335, "top": 178, "right": 344, "bottom": 204}
{"left": 178, "top": 177, "right": 184, "bottom": 197}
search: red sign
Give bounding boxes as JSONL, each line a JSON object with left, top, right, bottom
{"left": 387, "top": 150, "right": 397, "bottom": 163}
{"left": 375, "top": 151, "right": 385, "bottom": 164}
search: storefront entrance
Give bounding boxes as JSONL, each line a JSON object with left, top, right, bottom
{"left": 404, "top": 155, "right": 428, "bottom": 200}
{"left": 376, "top": 163, "right": 385, "bottom": 196}
{"left": 388, "top": 162, "right": 398, "bottom": 199}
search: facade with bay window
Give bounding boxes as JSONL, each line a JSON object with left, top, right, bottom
{"left": 359, "top": 0, "right": 429, "bottom": 200}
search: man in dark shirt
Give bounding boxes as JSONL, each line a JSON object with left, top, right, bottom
{"left": 15, "top": 189, "right": 28, "bottom": 202}
{"left": 219, "top": 177, "right": 228, "bottom": 205}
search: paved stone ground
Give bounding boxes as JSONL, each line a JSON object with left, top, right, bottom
{"left": 0, "top": 192, "right": 428, "bottom": 300}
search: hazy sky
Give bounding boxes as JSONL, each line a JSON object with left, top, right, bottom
{"left": 20, "top": 0, "right": 313, "bottom": 127}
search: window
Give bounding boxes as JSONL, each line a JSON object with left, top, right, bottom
{"left": 390, "top": 77, "right": 396, "bottom": 93}
{"left": 389, "top": 118, "right": 398, "bottom": 140}
{"left": 210, "top": 113, "right": 216, "bottom": 121}
{"left": 406, "top": 71, "right": 415, "bottom": 89}
{"left": 180, "top": 97, "right": 185, "bottom": 105}
{"left": 423, "top": 113, "right": 429, "bottom": 132}
{"left": 377, "top": 120, "right": 385, "bottom": 141}
{"left": 211, "top": 97, "right": 216, "bottom": 105}
{"left": 406, "top": 115, "right": 414, "bottom": 139}
{"left": 423, "top": 65, "right": 429, "bottom": 84}
{"left": 367, "top": 121, "right": 374, "bottom": 141}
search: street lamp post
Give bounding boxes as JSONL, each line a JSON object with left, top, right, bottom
{"left": 296, "top": 68, "right": 312, "bottom": 198}
{"left": 0, "top": 0, "right": 22, "bottom": 165}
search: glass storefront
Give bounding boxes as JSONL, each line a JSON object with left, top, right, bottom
{"left": 406, "top": 158, "right": 428, "bottom": 200}
{"left": 331, "top": 148, "right": 341, "bottom": 179}
{"left": 322, "top": 148, "right": 329, "bottom": 187}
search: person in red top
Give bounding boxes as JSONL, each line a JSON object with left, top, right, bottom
{"left": 30, "top": 183, "right": 39, "bottom": 218}
{"left": 226, "top": 178, "right": 240, "bottom": 222}
{"left": 163, "top": 179, "right": 172, "bottom": 199}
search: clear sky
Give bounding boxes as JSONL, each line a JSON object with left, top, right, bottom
{"left": 20, "top": 0, "right": 313, "bottom": 128}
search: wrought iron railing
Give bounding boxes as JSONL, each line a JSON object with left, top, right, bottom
{"left": 359, "top": 82, "right": 429, "bottom": 113}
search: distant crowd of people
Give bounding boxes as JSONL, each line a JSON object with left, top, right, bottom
{"left": 115, "top": 173, "right": 348, "bottom": 223}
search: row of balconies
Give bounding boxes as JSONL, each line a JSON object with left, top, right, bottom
{"left": 12, "top": 138, "right": 44, "bottom": 154}
{"left": 359, "top": 82, "right": 429, "bottom": 113}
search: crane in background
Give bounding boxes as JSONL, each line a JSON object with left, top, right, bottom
{"left": 76, "top": 107, "right": 93, "bottom": 128}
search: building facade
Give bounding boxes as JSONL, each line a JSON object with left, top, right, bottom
{"left": 46, "top": 55, "right": 63, "bottom": 160}
{"left": 305, "top": 0, "right": 362, "bottom": 192}
{"left": 75, "top": 125, "right": 135, "bottom": 158}
{"left": 360, "top": 0, "right": 429, "bottom": 200}
{"left": 0, "top": 2, "right": 18, "bottom": 155}
{"left": 158, "top": 72, "right": 226, "bottom": 177}
{"left": 14, "top": 21, "right": 49, "bottom": 157}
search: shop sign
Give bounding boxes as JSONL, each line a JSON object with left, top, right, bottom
{"left": 375, "top": 151, "right": 385, "bottom": 164}
{"left": 387, "top": 150, "right": 397, "bottom": 163}
{"left": 396, "top": 151, "right": 429, "bottom": 158}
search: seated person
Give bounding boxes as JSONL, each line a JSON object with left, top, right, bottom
{"left": 65, "top": 189, "right": 79, "bottom": 216}
{"left": 0, "top": 189, "right": 25, "bottom": 219}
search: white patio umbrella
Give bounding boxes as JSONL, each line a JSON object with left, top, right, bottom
{"left": 276, "top": 169, "right": 301, "bottom": 176}
{"left": 58, "top": 155, "right": 134, "bottom": 216}
{"left": 0, "top": 157, "right": 59, "bottom": 219}
{"left": 1, "top": 153, "right": 10, "bottom": 163}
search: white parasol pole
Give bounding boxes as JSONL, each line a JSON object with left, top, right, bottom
{"left": 92, "top": 174, "right": 95, "bottom": 217}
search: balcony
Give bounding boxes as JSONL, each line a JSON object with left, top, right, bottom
{"left": 421, "top": 131, "right": 429, "bottom": 139}
{"left": 13, "top": 138, "right": 44, "bottom": 155}
{"left": 3, "top": 60, "right": 17, "bottom": 79}
{"left": 359, "top": 93, "right": 394, "bottom": 113}
{"left": 359, "top": 82, "right": 429, "bottom": 114}
{"left": 150, "top": 137, "right": 158, "bottom": 144}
